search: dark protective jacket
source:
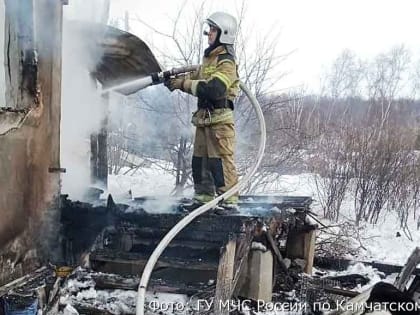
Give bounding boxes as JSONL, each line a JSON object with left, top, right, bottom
{"left": 183, "top": 45, "right": 239, "bottom": 126}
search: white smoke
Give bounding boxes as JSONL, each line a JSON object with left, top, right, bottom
{"left": 60, "top": 0, "right": 109, "bottom": 200}
{"left": 0, "top": 0, "right": 5, "bottom": 107}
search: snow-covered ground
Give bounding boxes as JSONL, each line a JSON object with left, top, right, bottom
{"left": 108, "top": 165, "right": 192, "bottom": 199}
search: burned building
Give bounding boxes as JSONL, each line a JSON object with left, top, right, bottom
{"left": 0, "top": 0, "right": 64, "bottom": 284}
{"left": 0, "top": 0, "right": 161, "bottom": 285}
{"left": 0, "top": 2, "right": 330, "bottom": 315}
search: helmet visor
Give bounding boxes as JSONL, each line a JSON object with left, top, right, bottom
{"left": 203, "top": 23, "right": 219, "bottom": 36}
{"left": 205, "top": 18, "right": 218, "bottom": 28}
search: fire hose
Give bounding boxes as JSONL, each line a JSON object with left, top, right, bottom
{"left": 101, "top": 66, "right": 266, "bottom": 315}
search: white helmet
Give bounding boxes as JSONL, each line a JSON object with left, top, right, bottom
{"left": 205, "top": 12, "right": 237, "bottom": 45}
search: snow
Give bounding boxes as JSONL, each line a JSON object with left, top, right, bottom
{"left": 354, "top": 212, "right": 420, "bottom": 265}
{"left": 252, "top": 173, "right": 319, "bottom": 197}
{"left": 60, "top": 270, "right": 190, "bottom": 315}
{"left": 323, "top": 262, "right": 395, "bottom": 292}
{"left": 107, "top": 165, "right": 191, "bottom": 200}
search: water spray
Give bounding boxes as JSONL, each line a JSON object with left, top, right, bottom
{"left": 101, "top": 65, "right": 199, "bottom": 95}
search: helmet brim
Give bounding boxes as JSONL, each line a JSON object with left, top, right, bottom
{"left": 205, "top": 18, "right": 219, "bottom": 29}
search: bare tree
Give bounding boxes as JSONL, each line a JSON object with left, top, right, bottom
{"left": 123, "top": 1, "right": 294, "bottom": 196}
{"left": 311, "top": 46, "right": 420, "bottom": 229}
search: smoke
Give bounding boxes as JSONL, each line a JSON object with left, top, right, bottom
{"left": 0, "top": 0, "right": 5, "bottom": 107}
{"left": 60, "top": 0, "right": 109, "bottom": 200}
{"left": 125, "top": 197, "right": 178, "bottom": 214}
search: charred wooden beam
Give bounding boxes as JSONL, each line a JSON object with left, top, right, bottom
{"left": 394, "top": 247, "right": 420, "bottom": 291}
{"left": 231, "top": 224, "right": 255, "bottom": 295}
{"left": 123, "top": 227, "right": 235, "bottom": 244}
{"left": 4, "top": 0, "right": 38, "bottom": 110}
{"left": 0, "top": 267, "right": 48, "bottom": 298}
{"left": 93, "top": 276, "right": 138, "bottom": 291}
{"left": 92, "top": 273, "right": 210, "bottom": 295}
{"left": 89, "top": 90, "right": 108, "bottom": 188}
{"left": 71, "top": 304, "right": 114, "bottom": 315}
{"left": 323, "top": 286, "right": 359, "bottom": 298}
{"left": 266, "top": 231, "right": 288, "bottom": 272}
{"left": 90, "top": 250, "right": 220, "bottom": 272}
{"left": 114, "top": 211, "right": 253, "bottom": 233}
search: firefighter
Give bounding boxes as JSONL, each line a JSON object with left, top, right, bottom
{"left": 165, "top": 12, "right": 240, "bottom": 209}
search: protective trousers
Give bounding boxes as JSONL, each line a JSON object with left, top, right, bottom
{"left": 192, "top": 123, "right": 238, "bottom": 198}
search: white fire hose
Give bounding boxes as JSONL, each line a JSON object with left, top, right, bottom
{"left": 133, "top": 81, "right": 267, "bottom": 315}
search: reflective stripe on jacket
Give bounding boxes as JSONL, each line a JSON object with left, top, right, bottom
{"left": 183, "top": 45, "right": 239, "bottom": 126}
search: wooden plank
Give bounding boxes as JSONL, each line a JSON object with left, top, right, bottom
{"left": 214, "top": 235, "right": 236, "bottom": 315}
{"left": 266, "top": 231, "right": 288, "bottom": 272}
{"left": 323, "top": 286, "right": 359, "bottom": 298}
{"left": 97, "top": 95, "right": 108, "bottom": 186}
{"left": 35, "top": 0, "right": 63, "bottom": 168}
{"left": 90, "top": 251, "right": 219, "bottom": 271}
{"left": 130, "top": 226, "right": 235, "bottom": 243}
{"left": 303, "top": 230, "right": 316, "bottom": 275}
{"left": 325, "top": 289, "right": 372, "bottom": 315}
{"left": 394, "top": 247, "right": 420, "bottom": 291}
{"left": 231, "top": 228, "right": 254, "bottom": 295}
{"left": 94, "top": 276, "right": 138, "bottom": 291}
{"left": 4, "top": 0, "right": 36, "bottom": 110}
{"left": 130, "top": 238, "right": 222, "bottom": 250}
{"left": 407, "top": 275, "right": 420, "bottom": 296}
{"left": 71, "top": 304, "right": 114, "bottom": 315}
{"left": 285, "top": 229, "right": 305, "bottom": 259}
{"left": 116, "top": 212, "right": 250, "bottom": 233}
{"left": 93, "top": 274, "right": 209, "bottom": 295}
{"left": 0, "top": 267, "right": 47, "bottom": 297}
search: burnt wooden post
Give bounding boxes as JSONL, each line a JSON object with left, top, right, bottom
{"left": 97, "top": 93, "right": 108, "bottom": 186}
{"left": 4, "top": 0, "right": 37, "bottom": 110}
{"left": 214, "top": 234, "right": 236, "bottom": 315}
{"left": 394, "top": 247, "right": 420, "bottom": 291}
{"left": 285, "top": 228, "right": 316, "bottom": 275}
{"left": 231, "top": 228, "right": 254, "bottom": 295}
{"left": 90, "top": 87, "right": 108, "bottom": 187}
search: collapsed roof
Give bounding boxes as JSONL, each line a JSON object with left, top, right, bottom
{"left": 68, "top": 21, "right": 162, "bottom": 95}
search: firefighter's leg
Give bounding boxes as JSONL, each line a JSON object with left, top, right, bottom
{"left": 192, "top": 126, "right": 215, "bottom": 201}
{"left": 207, "top": 123, "right": 239, "bottom": 204}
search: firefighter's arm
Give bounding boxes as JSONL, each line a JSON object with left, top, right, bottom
{"left": 187, "top": 66, "right": 200, "bottom": 80}
{"left": 164, "top": 66, "right": 201, "bottom": 92}
{"left": 183, "top": 59, "right": 236, "bottom": 100}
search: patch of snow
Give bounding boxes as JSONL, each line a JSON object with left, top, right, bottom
{"left": 63, "top": 304, "right": 79, "bottom": 315}
{"left": 355, "top": 212, "right": 420, "bottom": 265}
{"left": 252, "top": 173, "right": 318, "bottom": 197}
{"left": 108, "top": 165, "right": 193, "bottom": 201}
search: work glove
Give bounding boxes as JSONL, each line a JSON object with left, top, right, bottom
{"left": 164, "top": 77, "right": 185, "bottom": 92}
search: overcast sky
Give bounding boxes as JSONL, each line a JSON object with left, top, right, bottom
{"left": 58, "top": 0, "right": 420, "bottom": 94}
{"left": 107, "top": 0, "right": 420, "bottom": 93}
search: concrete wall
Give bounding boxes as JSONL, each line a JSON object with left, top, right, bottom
{"left": 0, "top": 0, "right": 63, "bottom": 285}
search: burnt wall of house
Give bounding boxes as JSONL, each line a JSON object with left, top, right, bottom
{"left": 0, "top": 0, "right": 63, "bottom": 285}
